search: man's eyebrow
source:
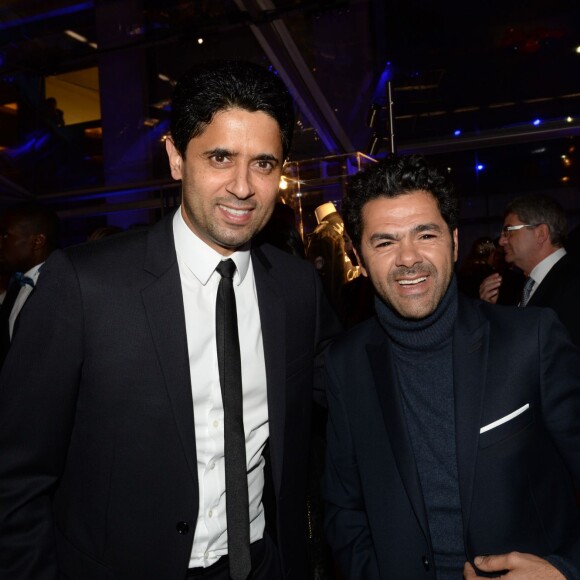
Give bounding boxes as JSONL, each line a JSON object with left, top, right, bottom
{"left": 414, "top": 223, "right": 443, "bottom": 233}
{"left": 203, "top": 147, "right": 236, "bottom": 158}
{"left": 369, "top": 232, "right": 398, "bottom": 243}
{"left": 254, "top": 153, "right": 280, "bottom": 163}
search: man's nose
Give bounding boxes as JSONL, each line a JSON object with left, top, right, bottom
{"left": 226, "top": 165, "right": 253, "bottom": 199}
{"left": 395, "top": 240, "right": 422, "bottom": 267}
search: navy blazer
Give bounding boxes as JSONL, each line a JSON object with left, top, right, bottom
{"left": 324, "top": 295, "right": 580, "bottom": 579}
{"left": 0, "top": 211, "right": 340, "bottom": 579}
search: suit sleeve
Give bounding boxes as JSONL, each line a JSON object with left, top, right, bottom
{"left": 539, "top": 309, "right": 580, "bottom": 571}
{"left": 0, "top": 250, "right": 84, "bottom": 579}
{"left": 323, "top": 347, "right": 380, "bottom": 580}
{"left": 312, "top": 268, "right": 342, "bottom": 408}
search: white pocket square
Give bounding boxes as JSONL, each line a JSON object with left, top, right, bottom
{"left": 480, "top": 403, "right": 530, "bottom": 434}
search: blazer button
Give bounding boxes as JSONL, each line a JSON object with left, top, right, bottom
{"left": 422, "top": 555, "right": 430, "bottom": 571}
{"left": 176, "top": 521, "right": 190, "bottom": 534}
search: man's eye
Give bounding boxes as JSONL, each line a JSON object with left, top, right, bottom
{"left": 256, "top": 160, "right": 274, "bottom": 170}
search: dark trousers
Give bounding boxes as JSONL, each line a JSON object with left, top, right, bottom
{"left": 186, "top": 533, "right": 281, "bottom": 580}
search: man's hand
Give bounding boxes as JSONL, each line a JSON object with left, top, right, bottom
{"left": 464, "top": 552, "right": 565, "bottom": 579}
{"left": 479, "top": 273, "right": 502, "bottom": 304}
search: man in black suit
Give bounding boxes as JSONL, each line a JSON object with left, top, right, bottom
{"left": 0, "top": 61, "right": 339, "bottom": 580}
{"left": 479, "top": 195, "right": 580, "bottom": 346}
{"left": 324, "top": 155, "right": 579, "bottom": 579}
{"left": 0, "top": 202, "right": 60, "bottom": 369}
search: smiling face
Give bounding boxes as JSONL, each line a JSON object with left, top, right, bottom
{"left": 166, "top": 107, "right": 283, "bottom": 255}
{"left": 356, "top": 190, "right": 458, "bottom": 319}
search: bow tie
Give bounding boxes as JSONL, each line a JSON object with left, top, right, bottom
{"left": 14, "top": 272, "right": 35, "bottom": 288}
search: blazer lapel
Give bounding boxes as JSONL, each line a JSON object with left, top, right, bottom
{"left": 141, "top": 212, "right": 198, "bottom": 484}
{"left": 453, "top": 297, "right": 489, "bottom": 544}
{"left": 367, "top": 331, "right": 431, "bottom": 545}
{"left": 252, "top": 247, "right": 286, "bottom": 495}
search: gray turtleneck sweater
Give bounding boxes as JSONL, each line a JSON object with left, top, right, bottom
{"left": 375, "top": 278, "right": 465, "bottom": 579}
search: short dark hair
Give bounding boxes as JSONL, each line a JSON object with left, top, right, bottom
{"left": 342, "top": 154, "right": 459, "bottom": 251}
{"left": 170, "top": 60, "right": 295, "bottom": 161}
{"left": 4, "top": 202, "right": 60, "bottom": 251}
{"left": 504, "top": 195, "right": 567, "bottom": 247}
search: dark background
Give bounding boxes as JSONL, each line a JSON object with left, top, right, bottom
{"left": 0, "top": 0, "right": 579, "bottom": 258}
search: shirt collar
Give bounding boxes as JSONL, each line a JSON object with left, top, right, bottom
{"left": 24, "top": 262, "right": 44, "bottom": 282}
{"left": 172, "top": 206, "right": 251, "bottom": 286}
{"left": 529, "top": 247, "right": 566, "bottom": 287}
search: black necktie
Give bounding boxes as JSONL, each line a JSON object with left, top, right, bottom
{"left": 215, "top": 259, "right": 251, "bottom": 580}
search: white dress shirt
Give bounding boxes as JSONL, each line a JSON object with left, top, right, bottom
{"left": 173, "top": 208, "right": 269, "bottom": 569}
{"left": 9, "top": 262, "right": 44, "bottom": 339}
{"left": 527, "top": 247, "right": 566, "bottom": 301}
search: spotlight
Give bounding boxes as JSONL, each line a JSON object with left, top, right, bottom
{"left": 476, "top": 164, "right": 485, "bottom": 172}
{"left": 453, "top": 129, "right": 461, "bottom": 137}
{"left": 532, "top": 119, "right": 541, "bottom": 126}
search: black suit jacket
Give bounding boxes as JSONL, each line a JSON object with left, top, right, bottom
{"left": 0, "top": 212, "right": 340, "bottom": 579}
{"left": 527, "top": 253, "right": 580, "bottom": 347}
{"left": 324, "top": 295, "right": 580, "bottom": 579}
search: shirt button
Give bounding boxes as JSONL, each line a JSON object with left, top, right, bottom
{"left": 213, "top": 420, "right": 219, "bottom": 428}
{"left": 204, "top": 550, "right": 209, "bottom": 559}
{"left": 208, "top": 510, "right": 213, "bottom": 517}
{"left": 176, "top": 521, "right": 190, "bottom": 534}
{"left": 422, "top": 555, "right": 430, "bottom": 571}
{"left": 209, "top": 462, "right": 215, "bottom": 470}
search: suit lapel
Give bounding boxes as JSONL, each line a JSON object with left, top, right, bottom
{"left": 252, "top": 247, "right": 286, "bottom": 495}
{"left": 527, "top": 254, "right": 566, "bottom": 307}
{"left": 453, "top": 297, "right": 489, "bottom": 539}
{"left": 367, "top": 332, "right": 431, "bottom": 544}
{"left": 141, "top": 212, "right": 198, "bottom": 484}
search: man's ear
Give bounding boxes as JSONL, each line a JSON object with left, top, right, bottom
{"left": 535, "top": 223, "right": 550, "bottom": 245}
{"left": 32, "top": 233, "right": 47, "bottom": 251}
{"left": 165, "top": 137, "right": 183, "bottom": 181}
{"left": 354, "top": 247, "right": 368, "bottom": 277}
{"left": 452, "top": 228, "right": 459, "bottom": 263}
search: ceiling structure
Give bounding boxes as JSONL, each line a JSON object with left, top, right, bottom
{"left": 0, "top": 0, "right": 579, "bottom": 240}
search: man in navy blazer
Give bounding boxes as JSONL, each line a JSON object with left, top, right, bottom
{"left": 479, "top": 195, "right": 580, "bottom": 347}
{"left": 0, "top": 61, "right": 339, "bottom": 579}
{"left": 324, "top": 155, "right": 579, "bottom": 579}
